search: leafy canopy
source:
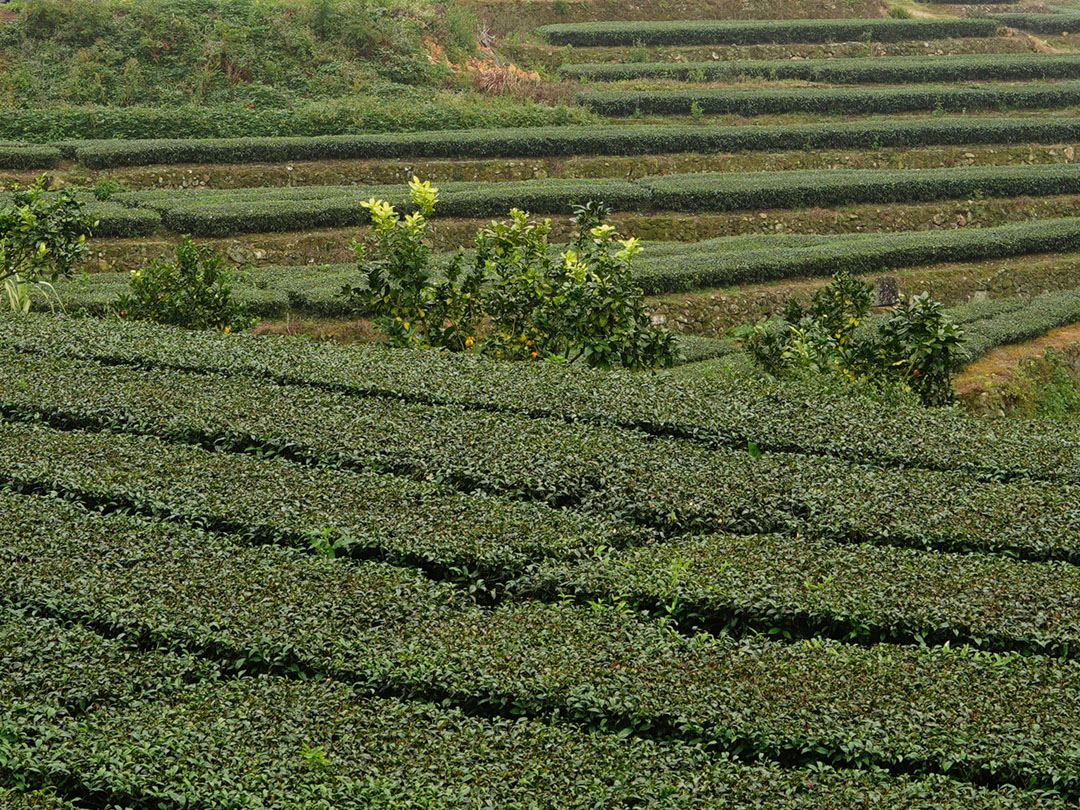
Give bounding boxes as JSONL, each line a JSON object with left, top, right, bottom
{"left": 745, "top": 271, "right": 964, "bottom": 406}
{"left": 0, "top": 177, "right": 93, "bottom": 313}
{"left": 345, "top": 178, "right": 677, "bottom": 371}
{"left": 117, "top": 235, "right": 255, "bottom": 332}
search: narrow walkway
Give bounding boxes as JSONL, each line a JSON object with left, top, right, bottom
{"left": 955, "top": 319, "right": 1080, "bottom": 396}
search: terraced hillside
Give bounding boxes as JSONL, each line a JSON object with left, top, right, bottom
{"left": 8, "top": 0, "right": 1080, "bottom": 803}
{"left": 3, "top": 0, "right": 1080, "bottom": 360}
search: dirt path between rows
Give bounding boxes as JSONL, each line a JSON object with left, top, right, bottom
{"left": 1026, "top": 33, "right": 1064, "bottom": 53}
{"left": 954, "top": 320, "right": 1080, "bottom": 397}
{"left": 903, "top": 5, "right": 938, "bottom": 18}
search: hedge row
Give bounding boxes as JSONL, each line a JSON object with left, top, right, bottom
{"left": 114, "top": 180, "right": 650, "bottom": 237}
{"left": 4, "top": 350, "right": 1080, "bottom": 563}
{"left": 0, "top": 607, "right": 201, "bottom": 721}
{"left": 957, "top": 286, "right": 1080, "bottom": 367}
{"left": 41, "top": 679, "right": 1076, "bottom": 809}
{"left": 635, "top": 217, "right": 1080, "bottom": 294}
{"left": 83, "top": 200, "right": 161, "bottom": 237}
{"left": 580, "top": 80, "right": 1080, "bottom": 116}
{"left": 528, "top": 530, "right": 1080, "bottom": 653}
{"left": 0, "top": 101, "right": 596, "bottom": 144}
{"left": 53, "top": 221, "right": 1080, "bottom": 310}
{"left": 0, "top": 608, "right": 217, "bottom": 804}
{"left": 0, "top": 145, "right": 61, "bottom": 171}
{"left": 57, "top": 262, "right": 359, "bottom": 319}
{"left": 62, "top": 116, "right": 1080, "bottom": 169}
{"left": 4, "top": 609, "right": 1065, "bottom": 810}
{"left": 52, "top": 237, "right": 837, "bottom": 317}
{"left": 949, "top": 294, "right": 1030, "bottom": 325}
{"left": 989, "top": 12, "right": 1080, "bottom": 35}
{"left": 52, "top": 241, "right": 837, "bottom": 319}
{"left": 4, "top": 314, "right": 1079, "bottom": 484}
{"left": 107, "top": 164, "right": 1080, "bottom": 237}
{"left": 561, "top": 53, "right": 1080, "bottom": 84}
{"left": 671, "top": 334, "right": 739, "bottom": 363}
{"left": 8, "top": 490, "right": 1080, "bottom": 793}
{"left": 538, "top": 17, "right": 1001, "bottom": 46}
{"left": 639, "top": 163, "right": 1080, "bottom": 213}
{"left": 0, "top": 490, "right": 464, "bottom": 645}
{"left": 0, "top": 421, "right": 617, "bottom": 580}
{"left": 7, "top": 419, "right": 1080, "bottom": 651}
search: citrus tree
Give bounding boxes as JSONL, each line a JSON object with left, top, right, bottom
{"left": 345, "top": 179, "right": 676, "bottom": 370}
{"left": 0, "top": 178, "right": 93, "bottom": 312}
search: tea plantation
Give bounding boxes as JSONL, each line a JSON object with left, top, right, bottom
{"left": 5, "top": 311, "right": 1080, "bottom": 807}
{"left": 7, "top": 0, "right": 1080, "bottom": 805}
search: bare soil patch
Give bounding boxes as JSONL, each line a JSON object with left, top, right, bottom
{"left": 955, "top": 320, "right": 1080, "bottom": 397}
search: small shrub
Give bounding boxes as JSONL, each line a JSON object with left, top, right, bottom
{"left": 116, "top": 236, "right": 255, "bottom": 331}
{"left": 627, "top": 39, "right": 650, "bottom": 63}
{"left": 871, "top": 292, "right": 965, "bottom": 406}
{"left": 745, "top": 272, "right": 963, "bottom": 406}
{"left": 807, "top": 269, "right": 873, "bottom": 346}
{"left": 344, "top": 176, "right": 483, "bottom": 349}
{"left": 982, "top": 344, "right": 1080, "bottom": 421}
{"left": 377, "top": 53, "right": 451, "bottom": 86}
{"left": 743, "top": 318, "right": 790, "bottom": 377}
{"left": 90, "top": 176, "right": 130, "bottom": 201}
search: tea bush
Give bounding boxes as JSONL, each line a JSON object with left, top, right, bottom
{"left": 7, "top": 313, "right": 1080, "bottom": 483}
{"left": 0, "top": 145, "right": 61, "bottom": 169}
{"left": 4, "top": 595, "right": 1068, "bottom": 808}
{"left": 69, "top": 117, "right": 1080, "bottom": 169}
{"left": 989, "top": 11, "right": 1080, "bottom": 34}
{"left": 7, "top": 342, "right": 1080, "bottom": 555}
{"left": 561, "top": 53, "right": 1080, "bottom": 83}
{"left": 0, "top": 98, "right": 597, "bottom": 143}
{"left": 581, "top": 80, "right": 1080, "bottom": 116}
{"left": 106, "top": 164, "right": 1080, "bottom": 237}
{"left": 539, "top": 17, "right": 998, "bottom": 46}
